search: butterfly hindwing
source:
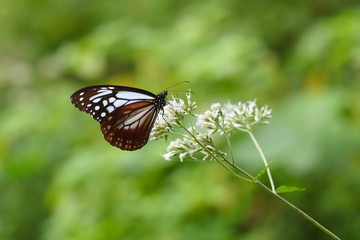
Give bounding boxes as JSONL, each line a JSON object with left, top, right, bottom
{"left": 101, "top": 101, "right": 159, "bottom": 150}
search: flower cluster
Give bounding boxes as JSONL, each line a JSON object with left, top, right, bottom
{"left": 231, "top": 100, "right": 272, "bottom": 129}
{"left": 150, "top": 91, "right": 197, "bottom": 141}
{"left": 195, "top": 103, "right": 222, "bottom": 134}
{"left": 162, "top": 131, "right": 226, "bottom": 162}
{"left": 150, "top": 91, "right": 272, "bottom": 162}
{"left": 197, "top": 100, "right": 273, "bottom": 133}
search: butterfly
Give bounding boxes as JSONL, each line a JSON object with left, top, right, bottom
{"left": 70, "top": 85, "right": 167, "bottom": 151}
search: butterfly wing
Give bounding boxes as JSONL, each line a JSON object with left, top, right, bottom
{"left": 101, "top": 100, "right": 159, "bottom": 150}
{"left": 71, "top": 85, "right": 162, "bottom": 151}
{"left": 70, "top": 85, "right": 156, "bottom": 123}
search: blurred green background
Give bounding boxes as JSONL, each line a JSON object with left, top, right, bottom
{"left": 1, "top": 0, "right": 359, "bottom": 239}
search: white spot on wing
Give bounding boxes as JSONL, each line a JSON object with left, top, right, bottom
{"left": 109, "top": 97, "right": 116, "bottom": 103}
{"left": 114, "top": 99, "right": 127, "bottom": 107}
{"left": 89, "top": 90, "right": 112, "bottom": 100}
{"left": 95, "top": 106, "right": 100, "bottom": 110}
{"left": 107, "top": 106, "right": 115, "bottom": 113}
{"left": 103, "top": 100, "right": 108, "bottom": 106}
{"left": 93, "top": 98, "right": 101, "bottom": 103}
{"left": 116, "top": 91, "right": 153, "bottom": 100}
{"left": 101, "top": 112, "right": 106, "bottom": 117}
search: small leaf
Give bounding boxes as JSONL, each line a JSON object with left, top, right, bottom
{"left": 251, "top": 162, "right": 271, "bottom": 183}
{"left": 276, "top": 185, "right": 305, "bottom": 194}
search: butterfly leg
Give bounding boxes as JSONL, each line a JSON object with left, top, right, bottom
{"left": 161, "top": 109, "right": 174, "bottom": 131}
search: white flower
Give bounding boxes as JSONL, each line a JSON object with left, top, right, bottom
{"left": 152, "top": 89, "right": 272, "bottom": 162}
{"left": 162, "top": 151, "right": 176, "bottom": 161}
{"left": 150, "top": 90, "right": 195, "bottom": 141}
{"left": 223, "top": 100, "right": 272, "bottom": 131}
{"left": 185, "top": 90, "right": 197, "bottom": 113}
{"left": 196, "top": 100, "right": 272, "bottom": 135}
{"left": 197, "top": 103, "right": 231, "bottom": 135}
{"left": 149, "top": 116, "right": 171, "bottom": 141}
{"left": 160, "top": 130, "right": 225, "bottom": 162}
{"left": 162, "top": 137, "right": 200, "bottom": 162}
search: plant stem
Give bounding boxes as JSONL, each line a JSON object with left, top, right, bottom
{"left": 226, "top": 160, "right": 341, "bottom": 240}
{"left": 169, "top": 119, "right": 341, "bottom": 239}
{"left": 247, "top": 130, "right": 276, "bottom": 193}
{"left": 179, "top": 123, "right": 250, "bottom": 182}
{"left": 224, "top": 133, "right": 235, "bottom": 164}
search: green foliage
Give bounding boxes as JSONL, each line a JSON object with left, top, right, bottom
{"left": 276, "top": 185, "right": 305, "bottom": 194}
{"left": 251, "top": 163, "right": 271, "bottom": 183}
{"left": 1, "top": 0, "right": 360, "bottom": 240}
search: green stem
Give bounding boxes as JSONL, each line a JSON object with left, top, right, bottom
{"left": 182, "top": 133, "right": 340, "bottom": 239}
{"left": 215, "top": 113, "right": 235, "bottom": 164}
{"left": 169, "top": 122, "right": 341, "bottom": 239}
{"left": 187, "top": 112, "right": 195, "bottom": 135}
{"left": 246, "top": 130, "right": 276, "bottom": 193}
{"left": 225, "top": 160, "right": 341, "bottom": 240}
{"left": 270, "top": 188, "right": 341, "bottom": 240}
{"left": 217, "top": 158, "right": 252, "bottom": 182}
{"left": 179, "top": 123, "right": 250, "bottom": 182}
{"left": 224, "top": 133, "right": 235, "bottom": 164}
{"left": 171, "top": 131, "right": 193, "bottom": 141}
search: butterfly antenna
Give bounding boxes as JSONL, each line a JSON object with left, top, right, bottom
{"left": 164, "top": 81, "right": 190, "bottom": 91}
{"left": 168, "top": 89, "right": 194, "bottom": 95}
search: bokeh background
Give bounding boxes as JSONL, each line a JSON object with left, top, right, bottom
{"left": 1, "top": 0, "right": 359, "bottom": 239}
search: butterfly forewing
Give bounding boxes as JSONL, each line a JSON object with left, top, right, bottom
{"left": 70, "top": 85, "right": 156, "bottom": 123}
{"left": 70, "top": 85, "right": 167, "bottom": 151}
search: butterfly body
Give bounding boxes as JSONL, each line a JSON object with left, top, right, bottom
{"left": 71, "top": 85, "right": 167, "bottom": 151}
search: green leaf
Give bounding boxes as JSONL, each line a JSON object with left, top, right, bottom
{"left": 251, "top": 162, "right": 271, "bottom": 183}
{"left": 276, "top": 185, "right": 306, "bottom": 194}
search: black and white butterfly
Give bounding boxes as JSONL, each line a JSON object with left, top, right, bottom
{"left": 70, "top": 85, "right": 167, "bottom": 151}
